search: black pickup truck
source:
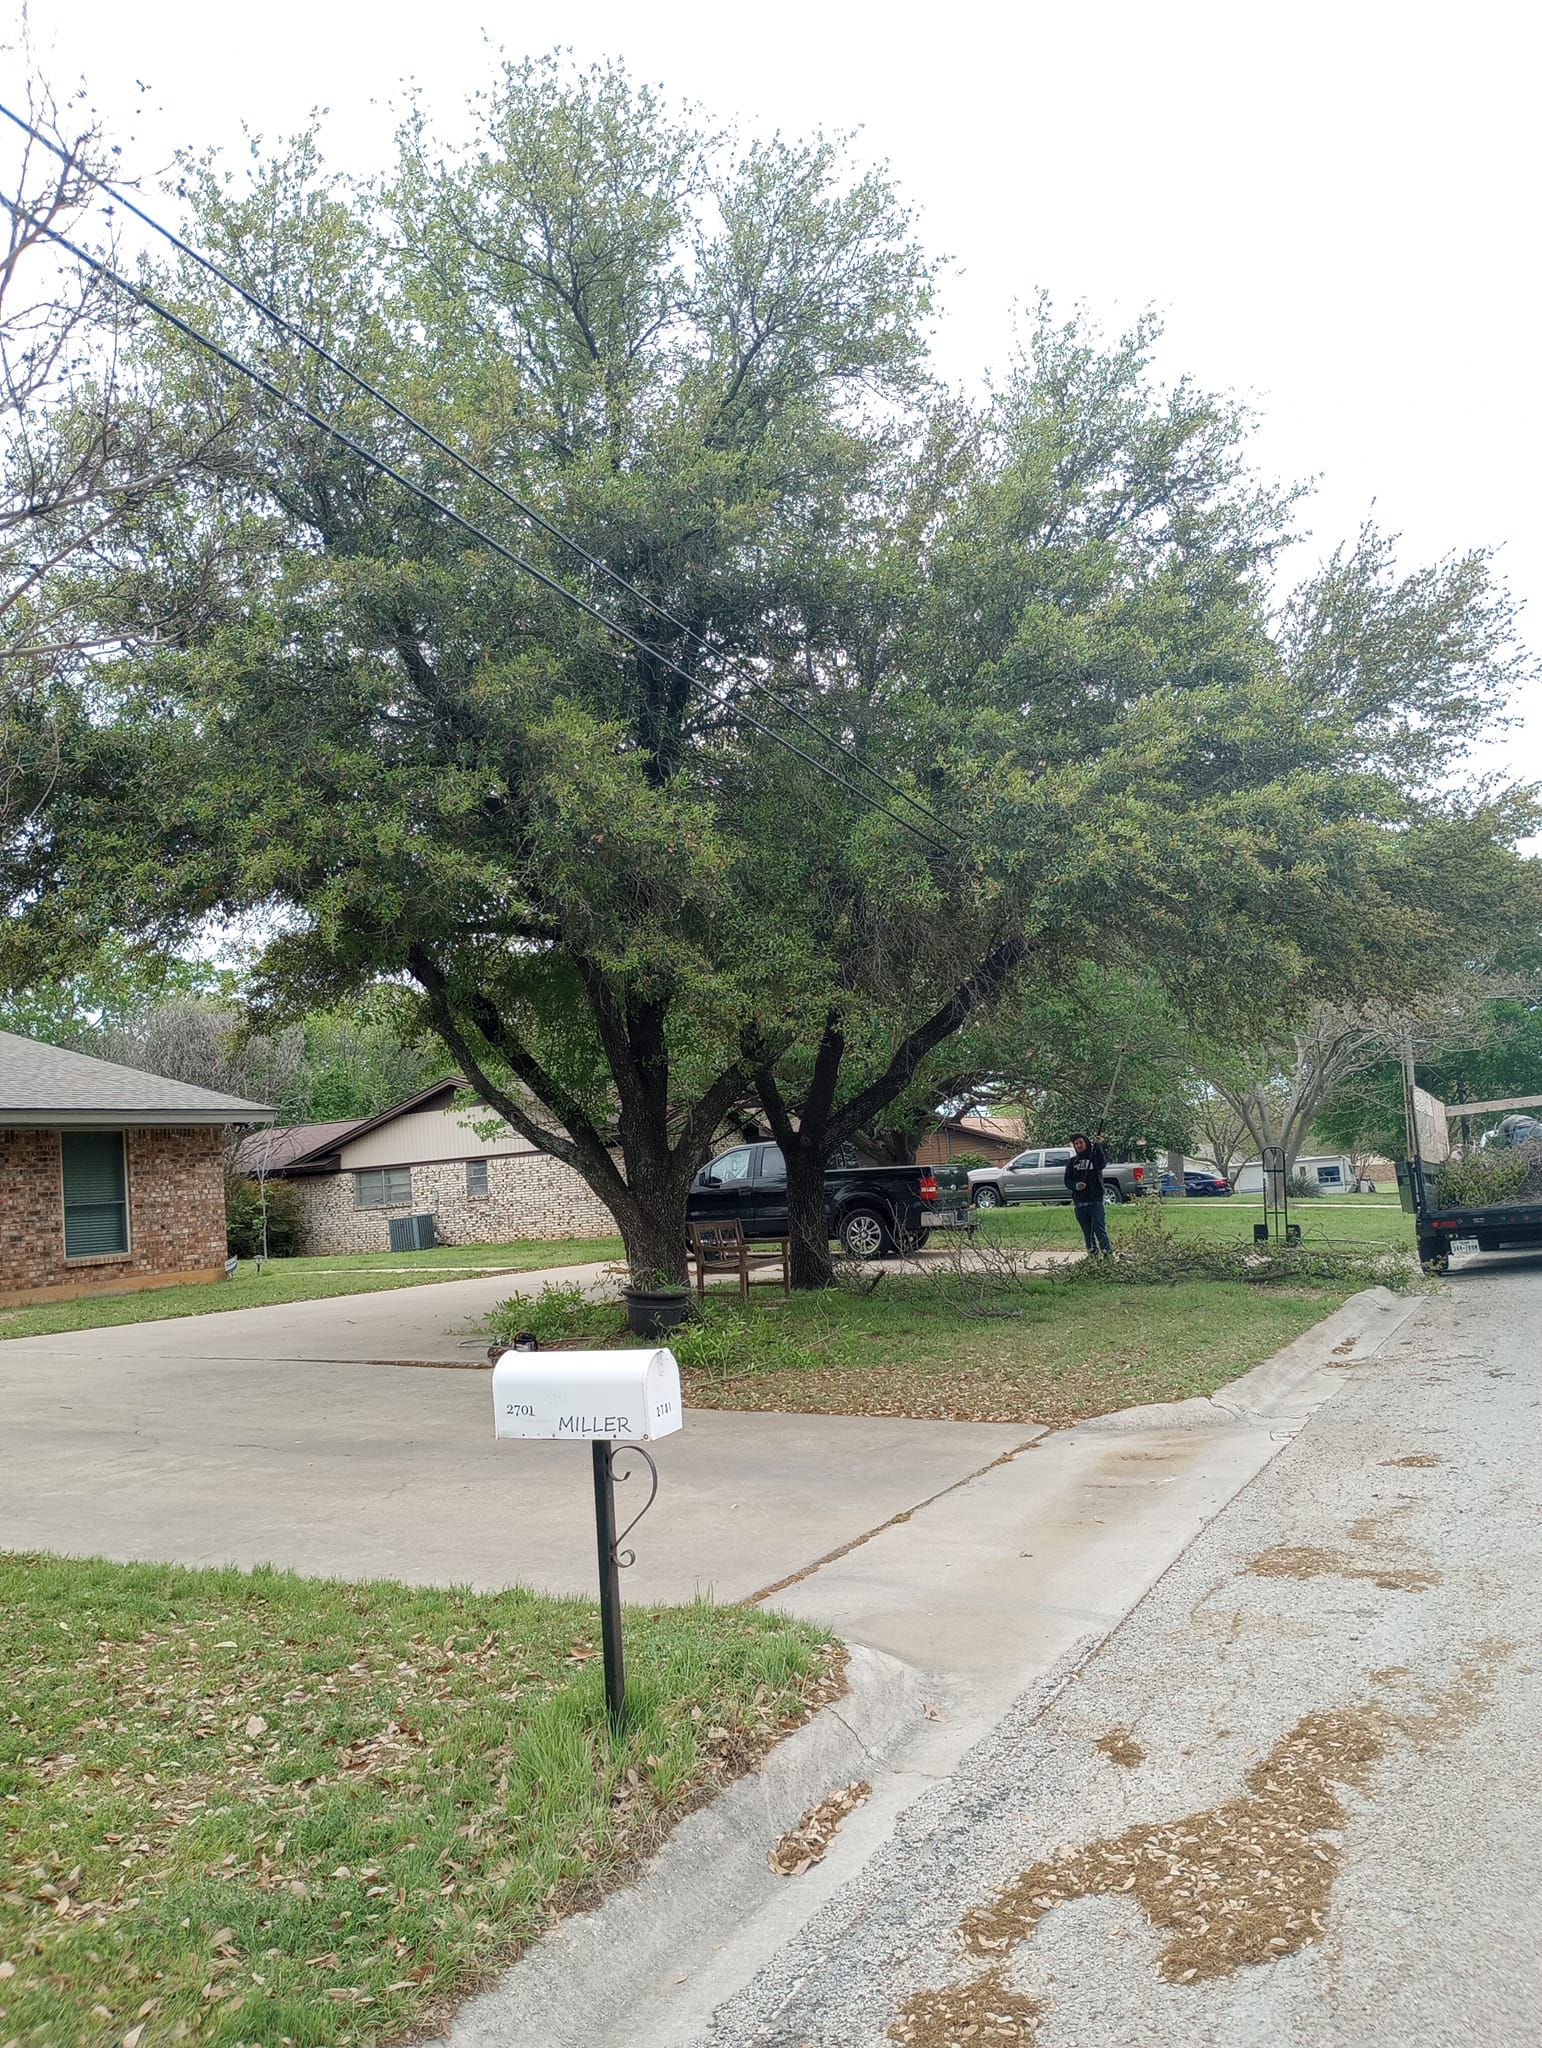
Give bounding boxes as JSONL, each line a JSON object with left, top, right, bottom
{"left": 686, "top": 1143, "right": 972, "bottom": 1258}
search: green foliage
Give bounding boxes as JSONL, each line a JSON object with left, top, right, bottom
{"left": 8, "top": 52, "right": 1537, "bottom": 1297}
{"left": 1286, "top": 1172, "right": 1325, "bottom": 1198}
{"left": 1433, "top": 1145, "right": 1539, "bottom": 1208}
{"left": 223, "top": 1170, "right": 303, "bottom": 1257}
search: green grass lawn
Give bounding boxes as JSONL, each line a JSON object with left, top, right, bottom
{"left": 490, "top": 1264, "right": 1358, "bottom": 1426}
{"left": 984, "top": 1191, "right": 1413, "bottom": 1254}
{"left": 0, "top": 1237, "right": 625, "bottom": 1344}
{"left": 0, "top": 1554, "right": 834, "bottom": 2047}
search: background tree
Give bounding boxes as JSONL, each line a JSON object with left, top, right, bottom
{"left": 751, "top": 310, "right": 1536, "bottom": 1280}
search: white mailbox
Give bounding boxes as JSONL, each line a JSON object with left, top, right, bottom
{"left": 492, "top": 1347, "right": 683, "bottom": 1442}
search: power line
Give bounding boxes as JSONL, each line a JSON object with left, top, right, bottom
{"left": 6, "top": 190, "right": 953, "bottom": 853}
{"left": 0, "top": 99, "right": 957, "bottom": 844}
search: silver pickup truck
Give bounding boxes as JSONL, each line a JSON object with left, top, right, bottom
{"left": 967, "top": 1146, "right": 1156, "bottom": 1208}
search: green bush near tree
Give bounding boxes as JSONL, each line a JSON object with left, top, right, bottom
{"left": 223, "top": 1171, "right": 304, "bottom": 1258}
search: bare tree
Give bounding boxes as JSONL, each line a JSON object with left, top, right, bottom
{"left": 1190, "top": 1089, "right": 1250, "bottom": 1180}
{"left": 1205, "top": 987, "right": 1507, "bottom": 1174}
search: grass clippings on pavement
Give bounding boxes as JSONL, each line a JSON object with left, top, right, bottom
{"left": 890, "top": 1961, "right": 1040, "bottom": 2045}
{"left": 894, "top": 1643, "right": 1511, "bottom": 2045}
{"left": 0, "top": 1552, "right": 837, "bottom": 2047}
{"left": 1243, "top": 1543, "right": 1442, "bottom": 1594}
{"left": 1094, "top": 1728, "right": 1146, "bottom": 1768}
{"left": 767, "top": 1779, "right": 871, "bottom": 1877}
{"left": 1381, "top": 1452, "right": 1444, "bottom": 1468}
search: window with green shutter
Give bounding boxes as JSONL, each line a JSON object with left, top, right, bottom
{"left": 62, "top": 1130, "right": 129, "bottom": 1258}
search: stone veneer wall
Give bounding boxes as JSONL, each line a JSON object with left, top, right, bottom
{"left": 0, "top": 1124, "right": 228, "bottom": 1306}
{"left": 290, "top": 1149, "right": 618, "bottom": 1254}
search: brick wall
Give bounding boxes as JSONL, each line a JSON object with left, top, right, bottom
{"left": 0, "top": 1124, "right": 228, "bottom": 1306}
{"left": 291, "top": 1150, "right": 618, "bottom": 1254}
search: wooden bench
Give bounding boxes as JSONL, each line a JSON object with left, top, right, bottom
{"left": 688, "top": 1220, "right": 791, "bottom": 1303}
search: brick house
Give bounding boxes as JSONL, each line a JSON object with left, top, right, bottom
{"left": 916, "top": 1112, "right": 1026, "bottom": 1165}
{"left": 0, "top": 1031, "right": 272, "bottom": 1308}
{"left": 232, "top": 1079, "right": 616, "bottom": 1254}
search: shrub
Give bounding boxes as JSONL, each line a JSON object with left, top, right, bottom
{"left": 224, "top": 1172, "right": 303, "bottom": 1258}
{"left": 1285, "top": 1172, "right": 1323, "bottom": 1199}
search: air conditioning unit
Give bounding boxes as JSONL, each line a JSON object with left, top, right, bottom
{"left": 389, "top": 1213, "right": 438, "bottom": 1253}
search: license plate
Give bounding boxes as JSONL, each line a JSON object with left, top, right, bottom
{"left": 1452, "top": 1236, "right": 1479, "bottom": 1253}
{"left": 925, "top": 1206, "right": 971, "bottom": 1229}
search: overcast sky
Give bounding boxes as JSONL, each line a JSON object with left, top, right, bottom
{"left": 12, "top": 0, "right": 1542, "bottom": 790}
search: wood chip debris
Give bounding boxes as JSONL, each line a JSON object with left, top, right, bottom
{"left": 767, "top": 1780, "right": 871, "bottom": 1876}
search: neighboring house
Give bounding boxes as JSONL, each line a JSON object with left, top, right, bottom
{"left": 233, "top": 1078, "right": 616, "bottom": 1254}
{"left": 917, "top": 1113, "right": 1026, "bottom": 1165}
{"left": 1229, "top": 1152, "right": 1386, "bottom": 1193}
{"left": 0, "top": 1030, "right": 272, "bottom": 1308}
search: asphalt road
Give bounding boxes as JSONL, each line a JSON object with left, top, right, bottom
{"left": 704, "top": 1254, "right": 1542, "bottom": 2048}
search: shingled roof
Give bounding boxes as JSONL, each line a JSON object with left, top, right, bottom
{"left": 0, "top": 1031, "right": 274, "bottom": 1127}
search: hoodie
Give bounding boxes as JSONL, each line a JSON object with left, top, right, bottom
{"left": 1064, "top": 1134, "right": 1108, "bottom": 1202}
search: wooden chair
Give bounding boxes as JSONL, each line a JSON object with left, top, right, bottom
{"left": 688, "top": 1219, "right": 791, "bottom": 1303}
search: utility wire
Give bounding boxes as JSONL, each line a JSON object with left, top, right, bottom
{"left": 7, "top": 191, "right": 952, "bottom": 853}
{"left": 0, "top": 98, "right": 957, "bottom": 843}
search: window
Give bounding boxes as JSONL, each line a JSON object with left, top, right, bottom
{"left": 354, "top": 1166, "right": 412, "bottom": 1208}
{"left": 707, "top": 1148, "right": 753, "bottom": 1185}
{"left": 759, "top": 1147, "right": 787, "bottom": 1186}
{"left": 1316, "top": 1164, "right": 1343, "bottom": 1186}
{"left": 1045, "top": 1148, "right": 1074, "bottom": 1166}
{"left": 1011, "top": 1151, "right": 1040, "bottom": 1170}
{"left": 62, "top": 1130, "right": 129, "bottom": 1258}
{"left": 466, "top": 1158, "right": 489, "bottom": 1198}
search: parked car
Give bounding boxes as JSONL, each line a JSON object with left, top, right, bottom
{"left": 967, "top": 1146, "right": 1156, "bottom": 1208}
{"left": 1159, "top": 1168, "right": 1233, "bottom": 1197}
{"left": 687, "top": 1144, "right": 973, "bottom": 1259}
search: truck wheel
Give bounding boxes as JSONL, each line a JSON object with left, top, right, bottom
{"left": 840, "top": 1208, "right": 891, "bottom": 1260}
{"left": 1418, "top": 1236, "right": 1449, "bottom": 1270}
{"left": 1104, "top": 1183, "right": 1124, "bottom": 1204}
{"left": 973, "top": 1185, "right": 1002, "bottom": 1209}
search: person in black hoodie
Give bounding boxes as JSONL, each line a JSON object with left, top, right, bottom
{"left": 1064, "top": 1133, "right": 1113, "bottom": 1256}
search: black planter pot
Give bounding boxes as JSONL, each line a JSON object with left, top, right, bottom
{"left": 622, "top": 1286, "right": 690, "bottom": 1339}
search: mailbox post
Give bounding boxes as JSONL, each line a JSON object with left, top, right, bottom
{"left": 491, "top": 1340, "right": 683, "bottom": 1729}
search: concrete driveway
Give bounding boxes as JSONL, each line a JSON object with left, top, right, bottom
{"left": 0, "top": 1266, "right": 1037, "bottom": 1603}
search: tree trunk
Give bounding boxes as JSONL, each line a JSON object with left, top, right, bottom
{"left": 1165, "top": 1146, "right": 1187, "bottom": 1196}
{"left": 613, "top": 1179, "right": 692, "bottom": 1289}
{"left": 784, "top": 1141, "right": 836, "bottom": 1290}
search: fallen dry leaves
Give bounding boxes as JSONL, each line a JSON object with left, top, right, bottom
{"left": 768, "top": 1780, "right": 871, "bottom": 1877}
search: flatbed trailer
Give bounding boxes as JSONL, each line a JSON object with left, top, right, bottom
{"left": 1400, "top": 1085, "right": 1542, "bottom": 1269}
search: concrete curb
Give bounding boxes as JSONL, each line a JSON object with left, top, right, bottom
{"left": 1077, "top": 1284, "right": 1428, "bottom": 1434}
{"left": 436, "top": 1642, "right": 931, "bottom": 2047}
